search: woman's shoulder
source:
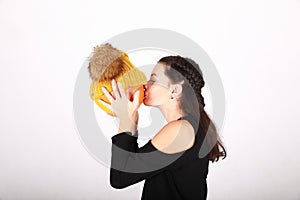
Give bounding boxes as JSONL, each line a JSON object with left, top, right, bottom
{"left": 151, "top": 119, "right": 195, "bottom": 154}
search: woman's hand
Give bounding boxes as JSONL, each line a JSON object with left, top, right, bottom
{"left": 101, "top": 79, "right": 141, "bottom": 135}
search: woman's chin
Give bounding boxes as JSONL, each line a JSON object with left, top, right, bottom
{"left": 143, "top": 98, "right": 150, "bottom": 106}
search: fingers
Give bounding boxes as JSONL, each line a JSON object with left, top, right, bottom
{"left": 111, "top": 79, "right": 121, "bottom": 99}
{"left": 101, "top": 79, "right": 125, "bottom": 102}
{"left": 133, "top": 90, "right": 140, "bottom": 106}
{"left": 126, "top": 89, "right": 131, "bottom": 101}
{"left": 101, "top": 86, "right": 114, "bottom": 102}
{"left": 117, "top": 82, "right": 126, "bottom": 99}
{"left": 98, "top": 99, "right": 113, "bottom": 111}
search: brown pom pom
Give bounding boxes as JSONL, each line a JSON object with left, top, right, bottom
{"left": 88, "top": 43, "right": 125, "bottom": 82}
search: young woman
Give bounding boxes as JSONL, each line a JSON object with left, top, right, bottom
{"left": 102, "top": 55, "right": 226, "bottom": 200}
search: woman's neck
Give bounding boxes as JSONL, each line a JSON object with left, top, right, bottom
{"left": 158, "top": 101, "right": 186, "bottom": 122}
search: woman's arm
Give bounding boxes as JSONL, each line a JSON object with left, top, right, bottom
{"left": 110, "top": 119, "right": 194, "bottom": 189}
{"left": 110, "top": 131, "right": 182, "bottom": 189}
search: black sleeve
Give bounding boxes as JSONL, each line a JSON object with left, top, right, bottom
{"left": 110, "top": 131, "right": 182, "bottom": 189}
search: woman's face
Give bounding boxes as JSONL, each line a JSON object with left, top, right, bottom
{"left": 143, "top": 62, "right": 172, "bottom": 106}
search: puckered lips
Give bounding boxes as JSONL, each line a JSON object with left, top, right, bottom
{"left": 143, "top": 89, "right": 148, "bottom": 98}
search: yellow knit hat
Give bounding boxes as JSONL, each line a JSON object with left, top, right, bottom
{"left": 88, "top": 43, "right": 147, "bottom": 116}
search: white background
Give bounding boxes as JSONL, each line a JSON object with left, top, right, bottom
{"left": 1, "top": 0, "right": 300, "bottom": 199}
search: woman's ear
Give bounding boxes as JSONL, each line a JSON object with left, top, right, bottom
{"left": 170, "top": 80, "right": 184, "bottom": 98}
{"left": 173, "top": 84, "right": 183, "bottom": 97}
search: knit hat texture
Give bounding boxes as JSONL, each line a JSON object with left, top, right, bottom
{"left": 88, "top": 43, "right": 147, "bottom": 116}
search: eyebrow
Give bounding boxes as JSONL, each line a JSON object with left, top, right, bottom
{"left": 150, "top": 73, "right": 157, "bottom": 77}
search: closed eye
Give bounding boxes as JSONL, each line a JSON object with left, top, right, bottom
{"left": 147, "top": 80, "right": 155, "bottom": 84}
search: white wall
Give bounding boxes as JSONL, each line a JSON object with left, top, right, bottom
{"left": 0, "top": 0, "right": 299, "bottom": 199}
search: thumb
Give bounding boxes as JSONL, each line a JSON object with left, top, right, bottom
{"left": 133, "top": 90, "right": 140, "bottom": 106}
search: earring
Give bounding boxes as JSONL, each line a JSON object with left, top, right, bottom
{"left": 170, "top": 90, "right": 174, "bottom": 99}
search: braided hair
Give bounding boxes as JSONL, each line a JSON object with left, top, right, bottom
{"left": 158, "top": 56, "right": 226, "bottom": 162}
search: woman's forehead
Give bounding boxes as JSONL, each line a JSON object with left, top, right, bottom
{"left": 151, "top": 63, "right": 166, "bottom": 76}
{"left": 151, "top": 63, "right": 171, "bottom": 84}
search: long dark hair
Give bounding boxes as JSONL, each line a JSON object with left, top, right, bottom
{"left": 159, "top": 56, "right": 226, "bottom": 162}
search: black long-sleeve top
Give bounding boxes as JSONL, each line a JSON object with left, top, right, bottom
{"left": 110, "top": 115, "right": 209, "bottom": 200}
